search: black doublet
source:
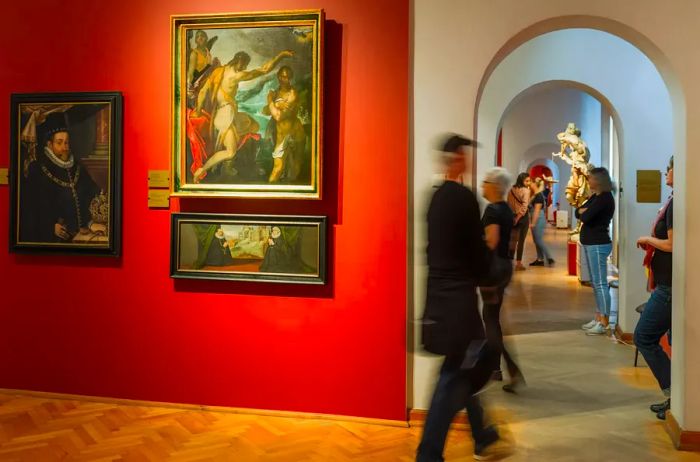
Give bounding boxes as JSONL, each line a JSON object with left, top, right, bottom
{"left": 20, "top": 153, "right": 99, "bottom": 243}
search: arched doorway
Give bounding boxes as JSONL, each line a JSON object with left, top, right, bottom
{"left": 412, "top": 4, "right": 700, "bottom": 448}
{"left": 476, "top": 29, "right": 674, "bottom": 330}
{"left": 473, "top": 19, "right": 685, "bottom": 439}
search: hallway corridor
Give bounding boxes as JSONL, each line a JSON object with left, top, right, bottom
{"left": 500, "top": 225, "right": 601, "bottom": 335}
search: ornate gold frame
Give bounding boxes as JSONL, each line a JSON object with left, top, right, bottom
{"left": 170, "top": 10, "right": 323, "bottom": 198}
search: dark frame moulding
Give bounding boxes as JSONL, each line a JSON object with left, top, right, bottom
{"left": 9, "top": 91, "right": 123, "bottom": 257}
{"left": 170, "top": 212, "right": 327, "bottom": 284}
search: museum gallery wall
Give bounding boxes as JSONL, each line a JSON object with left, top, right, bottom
{"left": 0, "top": 0, "right": 409, "bottom": 421}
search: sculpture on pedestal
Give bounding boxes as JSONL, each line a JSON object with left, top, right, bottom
{"left": 552, "top": 123, "right": 594, "bottom": 237}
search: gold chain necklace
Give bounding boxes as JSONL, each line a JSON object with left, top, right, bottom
{"left": 40, "top": 164, "right": 84, "bottom": 228}
{"left": 41, "top": 163, "right": 80, "bottom": 188}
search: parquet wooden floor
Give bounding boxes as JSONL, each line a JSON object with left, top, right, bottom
{"left": 3, "top": 389, "right": 697, "bottom": 462}
{"left": 0, "top": 392, "right": 445, "bottom": 461}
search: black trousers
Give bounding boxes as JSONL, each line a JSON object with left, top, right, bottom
{"left": 512, "top": 214, "right": 530, "bottom": 261}
{"left": 422, "top": 276, "right": 482, "bottom": 356}
{"left": 481, "top": 263, "right": 522, "bottom": 378}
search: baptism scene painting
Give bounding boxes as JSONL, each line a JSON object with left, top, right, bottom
{"left": 171, "top": 214, "right": 327, "bottom": 284}
{"left": 9, "top": 92, "right": 123, "bottom": 256}
{"left": 171, "top": 10, "right": 323, "bottom": 198}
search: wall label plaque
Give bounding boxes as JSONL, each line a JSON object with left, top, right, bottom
{"left": 0, "top": 168, "right": 8, "bottom": 185}
{"left": 636, "top": 170, "right": 661, "bottom": 203}
{"left": 148, "top": 170, "right": 170, "bottom": 188}
{"left": 148, "top": 189, "right": 170, "bottom": 208}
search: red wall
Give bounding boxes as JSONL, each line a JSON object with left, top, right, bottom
{"left": 0, "top": 0, "right": 409, "bottom": 420}
{"left": 529, "top": 165, "right": 552, "bottom": 180}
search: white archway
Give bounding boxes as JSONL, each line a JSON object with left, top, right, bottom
{"left": 475, "top": 23, "right": 685, "bottom": 426}
{"left": 413, "top": 3, "right": 700, "bottom": 438}
{"left": 476, "top": 27, "right": 673, "bottom": 329}
{"left": 497, "top": 80, "right": 623, "bottom": 256}
{"left": 496, "top": 81, "right": 622, "bottom": 216}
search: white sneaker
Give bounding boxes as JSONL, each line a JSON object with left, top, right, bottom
{"left": 581, "top": 319, "right": 597, "bottom": 330}
{"left": 585, "top": 322, "right": 606, "bottom": 335}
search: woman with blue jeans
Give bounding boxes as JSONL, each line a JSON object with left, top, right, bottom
{"left": 634, "top": 156, "right": 673, "bottom": 420}
{"left": 576, "top": 168, "right": 615, "bottom": 335}
{"left": 528, "top": 177, "right": 554, "bottom": 266}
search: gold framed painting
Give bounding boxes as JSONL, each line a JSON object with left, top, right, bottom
{"left": 171, "top": 10, "right": 323, "bottom": 198}
{"left": 9, "top": 92, "right": 123, "bottom": 256}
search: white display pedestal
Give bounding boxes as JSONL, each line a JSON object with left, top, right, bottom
{"left": 556, "top": 210, "right": 569, "bottom": 229}
{"left": 577, "top": 240, "right": 591, "bottom": 283}
{"left": 547, "top": 207, "right": 555, "bottom": 222}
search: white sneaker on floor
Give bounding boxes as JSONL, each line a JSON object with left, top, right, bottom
{"left": 581, "top": 319, "right": 597, "bottom": 330}
{"left": 585, "top": 322, "right": 606, "bottom": 335}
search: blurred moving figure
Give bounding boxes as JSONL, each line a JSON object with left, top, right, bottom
{"left": 418, "top": 135, "right": 513, "bottom": 462}
{"left": 481, "top": 167, "right": 525, "bottom": 393}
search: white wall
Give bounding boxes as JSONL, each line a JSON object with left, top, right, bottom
{"left": 413, "top": 1, "right": 698, "bottom": 432}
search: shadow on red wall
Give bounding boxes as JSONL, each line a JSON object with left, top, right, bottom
{"left": 175, "top": 21, "right": 344, "bottom": 300}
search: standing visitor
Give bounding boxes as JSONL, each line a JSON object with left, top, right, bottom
{"left": 528, "top": 177, "right": 554, "bottom": 267}
{"left": 576, "top": 167, "right": 615, "bottom": 335}
{"left": 634, "top": 156, "right": 674, "bottom": 420}
{"left": 507, "top": 173, "right": 531, "bottom": 271}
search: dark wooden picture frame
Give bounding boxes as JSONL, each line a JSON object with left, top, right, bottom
{"left": 171, "top": 213, "right": 327, "bottom": 284}
{"left": 9, "top": 92, "right": 123, "bottom": 256}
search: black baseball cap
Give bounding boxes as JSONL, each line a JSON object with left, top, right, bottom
{"left": 440, "top": 133, "right": 476, "bottom": 153}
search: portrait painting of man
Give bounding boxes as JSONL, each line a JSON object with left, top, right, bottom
{"left": 171, "top": 10, "right": 323, "bottom": 198}
{"left": 10, "top": 92, "right": 123, "bottom": 256}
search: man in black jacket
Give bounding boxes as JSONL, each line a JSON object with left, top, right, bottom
{"left": 417, "top": 135, "right": 511, "bottom": 461}
{"left": 20, "top": 112, "right": 100, "bottom": 243}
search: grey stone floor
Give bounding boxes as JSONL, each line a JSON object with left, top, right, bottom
{"left": 461, "top": 226, "right": 700, "bottom": 461}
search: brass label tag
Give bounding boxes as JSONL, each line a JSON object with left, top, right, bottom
{"left": 148, "top": 170, "right": 170, "bottom": 188}
{"left": 0, "top": 168, "right": 7, "bottom": 185}
{"left": 637, "top": 170, "right": 661, "bottom": 203}
{"left": 148, "top": 189, "right": 170, "bottom": 208}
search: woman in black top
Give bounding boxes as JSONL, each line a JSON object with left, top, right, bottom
{"left": 634, "top": 156, "right": 674, "bottom": 419}
{"left": 481, "top": 167, "right": 524, "bottom": 392}
{"left": 575, "top": 167, "right": 615, "bottom": 335}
